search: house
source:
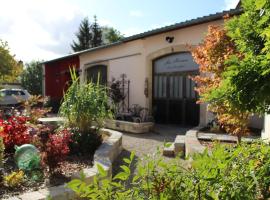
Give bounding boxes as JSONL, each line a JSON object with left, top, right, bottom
{"left": 42, "top": 7, "right": 263, "bottom": 128}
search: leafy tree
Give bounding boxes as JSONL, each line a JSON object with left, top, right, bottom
{"left": 104, "top": 27, "right": 124, "bottom": 43}
{"left": 90, "top": 15, "right": 103, "bottom": 48}
{"left": 21, "top": 61, "right": 42, "bottom": 95}
{"left": 0, "top": 40, "right": 23, "bottom": 83}
{"left": 221, "top": 0, "right": 270, "bottom": 114}
{"left": 192, "top": 25, "right": 250, "bottom": 142}
{"left": 71, "top": 17, "right": 92, "bottom": 52}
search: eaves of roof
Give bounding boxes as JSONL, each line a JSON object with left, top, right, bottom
{"left": 43, "top": 8, "right": 242, "bottom": 64}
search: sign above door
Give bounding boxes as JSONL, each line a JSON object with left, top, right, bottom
{"left": 154, "top": 52, "right": 198, "bottom": 74}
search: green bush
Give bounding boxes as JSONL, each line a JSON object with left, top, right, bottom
{"left": 59, "top": 68, "right": 112, "bottom": 155}
{"left": 68, "top": 142, "right": 270, "bottom": 200}
{"left": 60, "top": 68, "right": 112, "bottom": 132}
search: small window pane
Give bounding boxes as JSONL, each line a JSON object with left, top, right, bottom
{"left": 170, "top": 76, "right": 173, "bottom": 98}
{"left": 154, "top": 76, "right": 158, "bottom": 98}
{"left": 158, "top": 76, "right": 163, "bottom": 98}
{"left": 186, "top": 78, "right": 191, "bottom": 98}
{"left": 162, "top": 76, "right": 167, "bottom": 98}
{"left": 179, "top": 76, "right": 183, "bottom": 98}
{"left": 191, "top": 80, "right": 196, "bottom": 98}
{"left": 174, "top": 76, "right": 179, "bottom": 98}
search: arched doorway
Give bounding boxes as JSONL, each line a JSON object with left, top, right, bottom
{"left": 85, "top": 65, "right": 107, "bottom": 85}
{"left": 152, "top": 52, "right": 199, "bottom": 126}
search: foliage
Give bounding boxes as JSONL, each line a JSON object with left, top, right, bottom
{"left": 104, "top": 27, "right": 124, "bottom": 44}
{"left": 4, "top": 170, "right": 24, "bottom": 187}
{"left": 71, "top": 17, "right": 92, "bottom": 52}
{"left": 67, "top": 152, "right": 136, "bottom": 199}
{"left": 23, "top": 95, "right": 51, "bottom": 124}
{"left": 109, "top": 77, "right": 126, "bottom": 107}
{"left": 191, "top": 25, "right": 250, "bottom": 141}
{"left": 40, "top": 129, "right": 72, "bottom": 173}
{"left": 0, "top": 116, "right": 31, "bottom": 152}
{"left": 21, "top": 61, "right": 43, "bottom": 95}
{"left": 0, "top": 137, "right": 4, "bottom": 167}
{"left": 69, "top": 128, "right": 102, "bottom": 156}
{"left": 220, "top": 0, "right": 270, "bottom": 114}
{"left": 59, "top": 68, "right": 112, "bottom": 133}
{"left": 91, "top": 15, "right": 103, "bottom": 48}
{"left": 0, "top": 40, "right": 23, "bottom": 83}
{"left": 190, "top": 141, "right": 270, "bottom": 199}
{"left": 68, "top": 142, "right": 270, "bottom": 200}
{"left": 71, "top": 16, "right": 123, "bottom": 52}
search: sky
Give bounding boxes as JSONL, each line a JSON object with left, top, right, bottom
{"left": 0, "top": 0, "right": 239, "bottom": 63}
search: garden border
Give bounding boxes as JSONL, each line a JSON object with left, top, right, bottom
{"left": 105, "top": 119, "right": 154, "bottom": 134}
{"left": 184, "top": 126, "right": 206, "bottom": 156}
{"left": 5, "top": 128, "right": 123, "bottom": 200}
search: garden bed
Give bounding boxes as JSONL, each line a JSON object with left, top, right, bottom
{"left": 0, "top": 154, "right": 93, "bottom": 199}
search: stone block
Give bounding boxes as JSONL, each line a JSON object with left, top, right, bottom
{"left": 174, "top": 135, "right": 185, "bottom": 154}
{"left": 38, "top": 185, "right": 69, "bottom": 200}
{"left": 19, "top": 191, "right": 46, "bottom": 200}
{"left": 163, "top": 143, "right": 175, "bottom": 157}
{"left": 71, "top": 168, "right": 97, "bottom": 184}
{"left": 3, "top": 197, "right": 21, "bottom": 200}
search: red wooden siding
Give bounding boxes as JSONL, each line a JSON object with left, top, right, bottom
{"left": 44, "top": 56, "right": 80, "bottom": 103}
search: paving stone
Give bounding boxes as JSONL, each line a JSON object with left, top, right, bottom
{"left": 19, "top": 191, "right": 46, "bottom": 200}
{"left": 3, "top": 197, "right": 21, "bottom": 200}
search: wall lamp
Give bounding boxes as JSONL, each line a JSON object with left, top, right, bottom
{"left": 166, "top": 36, "right": 174, "bottom": 43}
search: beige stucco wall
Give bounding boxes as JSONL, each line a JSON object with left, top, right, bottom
{"left": 80, "top": 40, "right": 145, "bottom": 107}
{"left": 79, "top": 19, "right": 225, "bottom": 126}
{"left": 262, "top": 114, "right": 270, "bottom": 141}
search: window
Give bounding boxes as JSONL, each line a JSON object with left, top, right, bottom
{"left": 86, "top": 65, "right": 107, "bottom": 85}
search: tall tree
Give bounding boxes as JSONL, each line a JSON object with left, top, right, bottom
{"left": 71, "top": 17, "right": 92, "bottom": 52}
{"left": 21, "top": 61, "right": 42, "bottom": 95}
{"left": 0, "top": 40, "right": 23, "bottom": 83}
{"left": 104, "top": 27, "right": 124, "bottom": 43}
{"left": 220, "top": 0, "right": 270, "bottom": 114}
{"left": 90, "top": 15, "right": 103, "bottom": 47}
{"left": 192, "top": 25, "right": 250, "bottom": 143}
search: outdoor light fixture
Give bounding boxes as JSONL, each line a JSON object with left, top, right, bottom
{"left": 165, "top": 36, "right": 174, "bottom": 43}
{"left": 144, "top": 78, "right": 149, "bottom": 98}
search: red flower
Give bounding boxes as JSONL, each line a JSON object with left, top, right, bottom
{"left": 0, "top": 116, "right": 31, "bottom": 152}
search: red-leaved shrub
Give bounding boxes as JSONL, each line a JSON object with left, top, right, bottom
{"left": 0, "top": 116, "right": 31, "bottom": 152}
{"left": 41, "top": 129, "right": 72, "bottom": 172}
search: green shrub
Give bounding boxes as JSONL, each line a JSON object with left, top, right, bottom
{"left": 59, "top": 68, "right": 112, "bottom": 155}
{"left": 68, "top": 142, "right": 270, "bottom": 200}
{"left": 68, "top": 128, "right": 102, "bottom": 156}
{"left": 4, "top": 170, "right": 25, "bottom": 188}
{"left": 60, "top": 68, "right": 112, "bottom": 132}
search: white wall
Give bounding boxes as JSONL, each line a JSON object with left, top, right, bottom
{"left": 262, "top": 114, "right": 270, "bottom": 141}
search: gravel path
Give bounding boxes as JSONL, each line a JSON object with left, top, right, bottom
{"left": 112, "top": 125, "right": 190, "bottom": 176}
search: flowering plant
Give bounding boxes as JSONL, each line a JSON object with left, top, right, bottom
{"left": 0, "top": 116, "right": 31, "bottom": 152}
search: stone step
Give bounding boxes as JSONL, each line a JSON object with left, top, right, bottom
{"left": 174, "top": 135, "right": 185, "bottom": 154}
{"left": 163, "top": 143, "right": 175, "bottom": 157}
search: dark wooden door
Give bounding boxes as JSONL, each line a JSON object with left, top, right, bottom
{"left": 153, "top": 72, "right": 199, "bottom": 126}
{"left": 152, "top": 52, "right": 199, "bottom": 126}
